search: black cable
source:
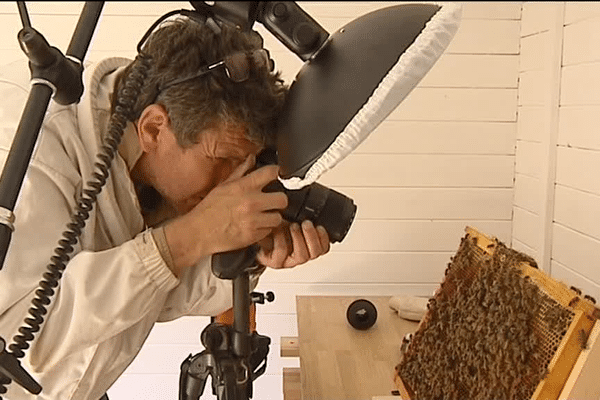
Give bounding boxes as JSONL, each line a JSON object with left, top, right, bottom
{"left": 0, "top": 53, "right": 150, "bottom": 398}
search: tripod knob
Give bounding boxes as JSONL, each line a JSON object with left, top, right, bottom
{"left": 251, "top": 291, "right": 275, "bottom": 304}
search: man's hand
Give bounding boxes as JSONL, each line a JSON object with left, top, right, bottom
{"left": 165, "top": 155, "right": 289, "bottom": 275}
{"left": 256, "top": 219, "right": 330, "bottom": 269}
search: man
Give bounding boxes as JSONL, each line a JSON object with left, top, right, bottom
{"left": 0, "top": 14, "right": 329, "bottom": 399}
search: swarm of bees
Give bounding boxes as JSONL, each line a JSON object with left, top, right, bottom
{"left": 395, "top": 233, "right": 575, "bottom": 400}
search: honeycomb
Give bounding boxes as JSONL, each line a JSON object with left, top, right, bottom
{"left": 394, "top": 227, "right": 598, "bottom": 400}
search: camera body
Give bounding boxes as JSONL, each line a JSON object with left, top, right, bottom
{"left": 256, "top": 147, "right": 356, "bottom": 244}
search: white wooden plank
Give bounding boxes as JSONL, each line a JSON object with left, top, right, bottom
{"left": 419, "top": 54, "right": 519, "bottom": 88}
{"left": 0, "top": 2, "right": 85, "bottom": 15}
{"left": 521, "top": 2, "right": 561, "bottom": 37}
{"left": 318, "top": 154, "right": 514, "bottom": 188}
{"left": 355, "top": 120, "right": 516, "bottom": 155}
{"left": 341, "top": 187, "right": 513, "bottom": 220}
{"left": 389, "top": 88, "right": 517, "bottom": 122}
{"left": 0, "top": 50, "right": 25, "bottom": 66}
{"left": 260, "top": 251, "right": 454, "bottom": 285}
{"left": 302, "top": 2, "right": 521, "bottom": 21}
{"left": 298, "top": 1, "right": 405, "bottom": 19}
{"left": 113, "top": 367, "right": 288, "bottom": 399}
{"left": 514, "top": 140, "right": 543, "bottom": 179}
{"left": 556, "top": 147, "right": 600, "bottom": 195}
{"left": 514, "top": 173, "right": 541, "bottom": 215}
{"left": 554, "top": 184, "right": 600, "bottom": 242}
{"left": 561, "top": 63, "right": 600, "bottom": 106}
{"left": 519, "top": 31, "right": 549, "bottom": 72}
{"left": 518, "top": 69, "right": 549, "bottom": 106}
{"left": 144, "top": 316, "right": 210, "bottom": 345}
{"left": 558, "top": 106, "right": 600, "bottom": 151}
{"left": 253, "top": 282, "right": 441, "bottom": 315}
{"left": 124, "top": 343, "right": 204, "bottom": 375}
{"left": 535, "top": 2, "right": 564, "bottom": 274}
{"left": 333, "top": 220, "right": 511, "bottom": 252}
{"left": 125, "top": 334, "right": 299, "bottom": 377}
{"left": 564, "top": 2, "right": 600, "bottom": 26}
{"left": 459, "top": 2, "right": 521, "bottom": 20}
{"left": 0, "top": 2, "right": 189, "bottom": 16}
{"left": 512, "top": 206, "right": 542, "bottom": 254}
{"left": 551, "top": 260, "right": 600, "bottom": 302}
{"left": 111, "top": 371, "right": 285, "bottom": 400}
{"left": 511, "top": 238, "right": 539, "bottom": 266}
{"left": 552, "top": 223, "right": 600, "bottom": 287}
{"left": 0, "top": 15, "right": 78, "bottom": 51}
{"left": 563, "top": 16, "right": 600, "bottom": 66}
{"left": 446, "top": 19, "right": 520, "bottom": 54}
{"left": 108, "top": 374, "right": 184, "bottom": 400}
{"left": 255, "top": 313, "right": 300, "bottom": 342}
{"left": 517, "top": 106, "right": 544, "bottom": 142}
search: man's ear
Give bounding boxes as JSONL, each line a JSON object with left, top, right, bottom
{"left": 136, "top": 104, "right": 170, "bottom": 152}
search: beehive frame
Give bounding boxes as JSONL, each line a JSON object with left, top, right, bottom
{"left": 394, "top": 226, "right": 600, "bottom": 400}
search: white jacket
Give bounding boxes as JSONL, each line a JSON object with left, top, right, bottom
{"left": 0, "top": 57, "right": 241, "bottom": 399}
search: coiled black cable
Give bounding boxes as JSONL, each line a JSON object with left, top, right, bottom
{"left": 0, "top": 53, "right": 150, "bottom": 397}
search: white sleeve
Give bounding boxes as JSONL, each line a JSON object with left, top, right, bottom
{"left": 28, "top": 229, "right": 180, "bottom": 369}
{"left": 0, "top": 131, "right": 179, "bottom": 374}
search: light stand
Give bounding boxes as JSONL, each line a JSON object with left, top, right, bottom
{"left": 0, "top": 2, "right": 104, "bottom": 396}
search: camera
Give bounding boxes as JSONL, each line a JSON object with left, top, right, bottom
{"left": 256, "top": 147, "right": 357, "bottom": 244}
{"left": 211, "top": 147, "right": 357, "bottom": 280}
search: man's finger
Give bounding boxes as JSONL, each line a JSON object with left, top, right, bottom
{"left": 289, "top": 222, "right": 309, "bottom": 264}
{"left": 239, "top": 164, "right": 280, "bottom": 190}
{"left": 270, "top": 229, "right": 290, "bottom": 268}
{"left": 317, "top": 225, "right": 330, "bottom": 254}
{"left": 249, "top": 191, "right": 288, "bottom": 212}
{"left": 301, "top": 220, "right": 323, "bottom": 259}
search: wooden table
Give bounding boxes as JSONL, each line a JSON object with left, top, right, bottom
{"left": 282, "top": 295, "right": 419, "bottom": 400}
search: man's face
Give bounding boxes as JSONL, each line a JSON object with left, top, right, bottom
{"left": 151, "top": 123, "right": 262, "bottom": 215}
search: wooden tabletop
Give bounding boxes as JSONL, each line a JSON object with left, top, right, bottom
{"left": 295, "top": 295, "right": 419, "bottom": 400}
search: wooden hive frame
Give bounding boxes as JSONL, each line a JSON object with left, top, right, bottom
{"left": 394, "top": 226, "right": 600, "bottom": 400}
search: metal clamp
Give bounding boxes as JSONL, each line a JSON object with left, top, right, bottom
{"left": 31, "top": 78, "right": 57, "bottom": 97}
{"left": 0, "top": 207, "right": 15, "bottom": 231}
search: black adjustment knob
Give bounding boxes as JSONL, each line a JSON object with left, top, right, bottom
{"left": 265, "top": 291, "right": 275, "bottom": 302}
{"left": 272, "top": 3, "right": 289, "bottom": 21}
{"left": 347, "top": 299, "right": 377, "bottom": 330}
{"left": 293, "top": 22, "right": 319, "bottom": 50}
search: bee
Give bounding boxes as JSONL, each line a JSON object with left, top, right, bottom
{"left": 570, "top": 286, "right": 582, "bottom": 296}
{"left": 568, "top": 297, "right": 580, "bottom": 308}
{"left": 578, "top": 329, "right": 589, "bottom": 350}
{"left": 584, "top": 294, "right": 596, "bottom": 305}
{"left": 401, "top": 333, "right": 413, "bottom": 355}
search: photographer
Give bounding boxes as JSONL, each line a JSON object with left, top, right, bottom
{"left": 0, "top": 16, "right": 329, "bottom": 399}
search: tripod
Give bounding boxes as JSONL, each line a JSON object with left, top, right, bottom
{"left": 178, "top": 245, "right": 273, "bottom": 400}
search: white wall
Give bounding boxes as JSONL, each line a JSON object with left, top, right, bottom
{"left": 0, "top": 2, "right": 526, "bottom": 399}
{"left": 513, "top": 1, "right": 600, "bottom": 302}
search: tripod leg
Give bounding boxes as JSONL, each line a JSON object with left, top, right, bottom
{"left": 179, "top": 352, "right": 213, "bottom": 400}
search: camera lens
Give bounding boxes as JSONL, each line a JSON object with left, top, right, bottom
{"left": 258, "top": 148, "right": 357, "bottom": 243}
{"left": 264, "top": 180, "right": 357, "bottom": 243}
